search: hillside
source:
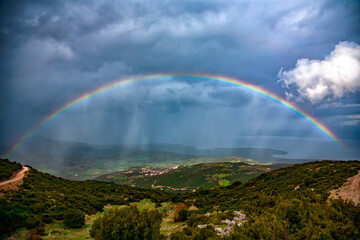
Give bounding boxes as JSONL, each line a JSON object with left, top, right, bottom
{"left": 0, "top": 159, "right": 171, "bottom": 238}
{"left": 171, "top": 160, "right": 360, "bottom": 239}
{"left": 96, "top": 159, "right": 290, "bottom": 192}
{"left": 183, "top": 160, "right": 360, "bottom": 210}
{"left": 1, "top": 159, "right": 360, "bottom": 239}
{"left": 0, "top": 159, "right": 22, "bottom": 181}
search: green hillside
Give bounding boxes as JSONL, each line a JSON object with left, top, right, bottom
{"left": 0, "top": 159, "right": 171, "bottom": 238}
{"left": 183, "top": 160, "right": 360, "bottom": 210}
{"left": 96, "top": 159, "right": 288, "bottom": 192}
{"left": 1, "top": 159, "right": 360, "bottom": 239}
{"left": 172, "top": 160, "right": 360, "bottom": 239}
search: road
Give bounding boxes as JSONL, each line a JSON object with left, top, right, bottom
{"left": 0, "top": 166, "right": 29, "bottom": 187}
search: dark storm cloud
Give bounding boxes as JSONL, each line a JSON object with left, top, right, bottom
{"left": 0, "top": 0, "right": 359, "bottom": 158}
{"left": 2, "top": 0, "right": 359, "bottom": 79}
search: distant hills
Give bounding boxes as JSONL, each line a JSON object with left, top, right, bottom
{"left": 125, "top": 143, "right": 289, "bottom": 160}
{"left": 2, "top": 136, "right": 313, "bottom": 180}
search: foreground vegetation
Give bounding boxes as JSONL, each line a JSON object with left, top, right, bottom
{"left": 90, "top": 206, "right": 163, "bottom": 240}
{"left": 1, "top": 159, "right": 360, "bottom": 239}
{"left": 0, "top": 159, "right": 171, "bottom": 238}
{"left": 174, "top": 160, "right": 360, "bottom": 239}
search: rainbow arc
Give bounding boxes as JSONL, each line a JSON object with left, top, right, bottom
{"left": 2, "top": 73, "right": 342, "bottom": 158}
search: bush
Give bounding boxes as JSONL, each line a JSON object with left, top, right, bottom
{"left": 0, "top": 201, "right": 25, "bottom": 238}
{"left": 228, "top": 180, "right": 242, "bottom": 188}
{"left": 63, "top": 210, "right": 85, "bottom": 228}
{"left": 90, "top": 206, "right": 163, "bottom": 240}
{"left": 173, "top": 203, "right": 188, "bottom": 222}
{"left": 177, "top": 209, "right": 188, "bottom": 222}
{"left": 41, "top": 213, "right": 52, "bottom": 224}
{"left": 187, "top": 214, "right": 209, "bottom": 228}
{"left": 170, "top": 225, "right": 218, "bottom": 240}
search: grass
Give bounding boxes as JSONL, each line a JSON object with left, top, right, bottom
{"left": 214, "top": 173, "right": 231, "bottom": 178}
{"left": 218, "top": 179, "right": 230, "bottom": 186}
{"left": 11, "top": 214, "right": 99, "bottom": 240}
{"left": 132, "top": 199, "right": 157, "bottom": 211}
{"left": 15, "top": 200, "right": 183, "bottom": 239}
{"left": 161, "top": 218, "right": 186, "bottom": 236}
{"left": 113, "top": 176, "right": 127, "bottom": 181}
{"left": 42, "top": 215, "right": 96, "bottom": 240}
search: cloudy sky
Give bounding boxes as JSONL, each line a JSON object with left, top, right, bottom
{"left": 0, "top": 0, "right": 359, "bottom": 160}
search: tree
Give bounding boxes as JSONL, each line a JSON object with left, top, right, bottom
{"left": 173, "top": 203, "right": 188, "bottom": 222}
{"left": 63, "top": 209, "right": 85, "bottom": 228}
{"left": 90, "top": 206, "right": 163, "bottom": 240}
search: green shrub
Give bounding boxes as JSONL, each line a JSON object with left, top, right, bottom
{"left": 40, "top": 213, "right": 52, "bottom": 224}
{"left": 170, "top": 225, "right": 218, "bottom": 240}
{"left": 176, "top": 209, "right": 188, "bottom": 222}
{"left": 0, "top": 201, "right": 26, "bottom": 238}
{"left": 90, "top": 206, "right": 163, "bottom": 240}
{"left": 187, "top": 214, "right": 209, "bottom": 228}
{"left": 173, "top": 203, "right": 188, "bottom": 222}
{"left": 63, "top": 210, "right": 85, "bottom": 228}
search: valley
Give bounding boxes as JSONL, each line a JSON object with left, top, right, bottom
{"left": 96, "top": 159, "right": 290, "bottom": 192}
{"left": 4, "top": 136, "right": 310, "bottom": 181}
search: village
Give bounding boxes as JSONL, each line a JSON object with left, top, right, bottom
{"left": 139, "top": 165, "right": 179, "bottom": 176}
{"left": 122, "top": 165, "right": 180, "bottom": 177}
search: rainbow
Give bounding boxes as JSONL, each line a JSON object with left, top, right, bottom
{"left": 2, "top": 73, "right": 342, "bottom": 158}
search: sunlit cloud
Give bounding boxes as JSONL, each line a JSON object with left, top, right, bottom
{"left": 279, "top": 41, "right": 360, "bottom": 103}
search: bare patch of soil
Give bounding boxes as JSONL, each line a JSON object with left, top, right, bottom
{"left": 329, "top": 171, "right": 360, "bottom": 205}
{"left": 0, "top": 166, "right": 29, "bottom": 196}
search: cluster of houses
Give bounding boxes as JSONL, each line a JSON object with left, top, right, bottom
{"left": 139, "top": 165, "right": 179, "bottom": 176}
{"left": 198, "top": 211, "right": 247, "bottom": 236}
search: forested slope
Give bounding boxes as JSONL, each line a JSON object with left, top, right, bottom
{"left": 172, "top": 160, "right": 360, "bottom": 239}
{"left": 0, "top": 159, "right": 171, "bottom": 238}
{"left": 1, "top": 159, "right": 360, "bottom": 239}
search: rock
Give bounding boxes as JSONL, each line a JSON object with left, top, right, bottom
{"left": 197, "top": 224, "right": 207, "bottom": 228}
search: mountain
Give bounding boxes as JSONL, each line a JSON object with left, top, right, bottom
{"left": 127, "top": 143, "right": 303, "bottom": 163}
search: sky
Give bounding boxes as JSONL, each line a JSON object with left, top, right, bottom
{"left": 0, "top": 0, "right": 359, "bottom": 160}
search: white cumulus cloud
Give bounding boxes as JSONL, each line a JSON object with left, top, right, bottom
{"left": 278, "top": 41, "right": 360, "bottom": 103}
